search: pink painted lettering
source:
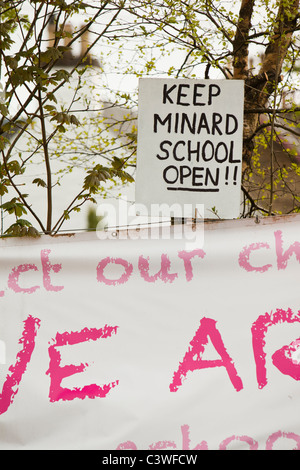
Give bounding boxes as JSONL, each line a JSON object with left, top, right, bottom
{"left": 266, "top": 431, "right": 300, "bottom": 450}
{"left": 181, "top": 424, "right": 208, "bottom": 450}
{"left": 8, "top": 264, "right": 39, "bottom": 293}
{"left": 0, "top": 316, "right": 40, "bottom": 415}
{"left": 178, "top": 249, "right": 205, "bottom": 281}
{"left": 138, "top": 254, "right": 177, "bottom": 283}
{"left": 149, "top": 440, "right": 177, "bottom": 450}
{"left": 252, "top": 308, "right": 300, "bottom": 389}
{"left": 169, "top": 317, "right": 243, "bottom": 392}
{"left": 238, "top": 242, "right": 272, "bottom": 273}
{"left": 97, "top": 257, "right": 133, "bottom": 286}
{"left": 275, "top": 229, "right": 300, "bottom": 269}
{"left": 46, "top": 325, "right": 119, "bottom": 402}
{"left": 272, "top": 338, "right": 300, "bottom": 380}
{"left": 117, "top": 426, "right": 300, "bottom": 450}
{"left": 41, "top": 249, "right": 64, "bottom": 291}
{"left": 116, "top": 425, "right": 209, "bottom": 451}
{"left": 219, "top": 435, "right": 258, "bottom": 450}
{"left": 116, "top": 441, "right": 138, "bottom": 450}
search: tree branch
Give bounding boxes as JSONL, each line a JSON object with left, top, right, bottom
{"left": 232, "top": 0, "right": 255, "bottom": 79}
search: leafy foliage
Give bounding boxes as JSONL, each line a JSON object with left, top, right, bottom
{"left": 0, "top": 0, "right": 135, "bottom": 235}
{"left": 0, "top": 0, "right": 299, "bottom": 237}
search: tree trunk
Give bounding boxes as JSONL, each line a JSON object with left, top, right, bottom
{"left": 233, "top": 0, "right": 299, "bottom": 167}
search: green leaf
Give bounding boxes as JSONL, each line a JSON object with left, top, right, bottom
{"left": 44, "top": 104, "right": 57, "bottom": 113}
{"left": 112, "top": 157, "right": 124, "bottom": 170}
{"left": 7, "top": 160, "right": 23, "bottom": 175}
{"left": 46, "top": 92, "right": 58, "bottom": 103}
{"left": 0, "top": 104, "right": 9, "bottom": 118}
{"left": 125, "top": 132, "right": 137, "bottom": 142}
{"left": 70, "top": 115, "right": 80, "bottom": 126}
{"left": 83, "top": 165, "right": 113, "bottom": 193}
{"left": 63, "top": 210, "right": 70, "bottom": 220}
{"left": 114, "top": 169, "right": 134, "bottom": 183}
{"left": 0, "top": 135, "right": 9, "bottom": 150}
{"left": 10, "top": 66, "right": 37, "bottom": 86}
{"left": 32, "top": 177, "right": 47, "bottom": 188}
{"left": 51, "top": 69, "right": 71, "bottom": 82}
{"left": 4, "top": 220, "right": 40, "bottom": 238}
{"left": 40, "top": 47, "right": 63, "bottom": 64}
{"left": 0, "top": 182, "right": 8, "bottom": 196}
{"left": 1, "top": 198, "right": 27, "bottom": 217}
{"left": 5, "top": 56, "right": 18, "bottom": 70}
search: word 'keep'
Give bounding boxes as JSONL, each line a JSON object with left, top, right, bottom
{"left": 163, "top": 83, "right": 221, "bottom": 107}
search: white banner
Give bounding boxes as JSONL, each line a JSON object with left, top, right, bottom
{"left": 1, "top": 215, "right": 300, "bottom": 450}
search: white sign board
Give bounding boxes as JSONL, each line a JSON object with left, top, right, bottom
{"left": 135, "top": 78, "right": 244, "bottom": 219}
